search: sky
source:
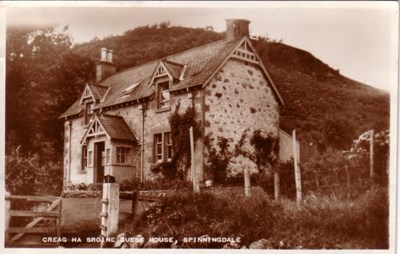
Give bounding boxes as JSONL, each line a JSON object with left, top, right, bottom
{"left": 3, "top": 1, "right": 398, "bottom": 92}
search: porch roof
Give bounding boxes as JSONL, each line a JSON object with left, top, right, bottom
{"left": 81, "top": 114, "right": 137, "bottom": 144}
{"left": 97, "top": 114, "right": 137, "bottom": 142}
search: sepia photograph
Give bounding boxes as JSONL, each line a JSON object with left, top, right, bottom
{"left": 0, "top": 1, "right": 398, "bottom": 253}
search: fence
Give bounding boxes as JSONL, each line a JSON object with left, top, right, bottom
{"left": 5, "top": 193, "right": 62, "bottom": 247}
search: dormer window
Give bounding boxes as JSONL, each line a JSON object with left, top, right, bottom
{"left": 84, "top": 101, "right": 93, "bottom": 125}
{"left": 157, "top": 81, "right": 170, "bottom": 109}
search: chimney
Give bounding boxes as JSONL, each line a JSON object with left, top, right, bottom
{"left": 96, "top": 47, "right": 116, "bottom": 83}
{"left": 225, "top": 19, "right": 250, "bottom": 42}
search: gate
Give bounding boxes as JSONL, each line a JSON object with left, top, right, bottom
{"left": 5, "top": 194, "right": 62, "bottom": 248}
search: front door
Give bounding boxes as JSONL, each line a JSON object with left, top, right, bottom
{"left": 94, "top": 142, "right": 105, "bottom": 183}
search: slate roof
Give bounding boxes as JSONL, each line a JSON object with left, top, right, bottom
{"left": 162, "top": 60, "right": 185, "bottom": 80}
{"left": 97, "top": 114, "right": 136, "bottom": 142}
{"left": 89, "top": 85, "right": 109, "bottom": 101}
{"left": 61, "top": 37, "right": 282, "bottom": 118}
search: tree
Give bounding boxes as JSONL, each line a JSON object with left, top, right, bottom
{"left": 6, "top": 26, "right": 93, "bottom": 162}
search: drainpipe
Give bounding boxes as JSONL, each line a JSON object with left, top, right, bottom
{"left": 140, "top": 104, "right": 145, "bottom": 183}
{"left": 67, "top": 120, "right": 72, "bottom": 184}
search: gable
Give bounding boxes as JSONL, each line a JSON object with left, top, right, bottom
{"left": 79, "top": 85, "right": 95, "bottom": 105}
{"left": 203, "top": 37, "right": 284, "bottom": 105}
{"left": 81, "top": 114, "right": 137, "bottom": 144}
{"left": 232, "top": 40, "right": 259, "bottom": 64}
{"left": 81, "top": 116, "right": 107, "bottom": 143}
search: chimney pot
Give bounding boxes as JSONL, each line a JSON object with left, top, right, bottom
{"left": 107, "top": 50, "right": 113, "bottom": 63}
{"left": 101, "top": 48, "right": 107, "bottom": 62}
{"left": 96, "top": 48, "right": 116, "bottom": 83}
{"left": 226, "top": 19, "right": 251, "bottom": 42}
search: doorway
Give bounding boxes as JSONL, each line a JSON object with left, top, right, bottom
{"left": 94, "top": 142, "right": 105, "bottom": 183}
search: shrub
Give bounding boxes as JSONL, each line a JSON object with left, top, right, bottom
{"left": 119, "top": 178, "right": 191, "bottom": 191}
{"left": 135, "top": 191, "right": 279, "bottom": 247}
{"left": 204, "top": 135, "right": 231, "bottom": 183}
{"left": 6, "top": 147, "right": 63, "bottom": 195}
{"left": 132, "top": 186, "right": 388, "bottom": 249}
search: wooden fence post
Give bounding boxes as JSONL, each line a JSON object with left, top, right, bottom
{"left": 370, "top": 129, "right": 374, "bottom": 179}
{"left": 274, "top": 173, "right": 280, "bottom": 200}
{"left": 244, "top": 167, "right": 251, "bottom": 197}
{"left": 190, "top": 127, "right": 200, "bottom": 193}
{"left": 293, "top": 130, "right": 302, "bottom": 206}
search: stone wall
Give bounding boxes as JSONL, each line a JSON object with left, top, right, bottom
{"left": 204, "top": 59, "right": 279, "bottom": 176}
{"left": 105, "top": 90, "right": 204, "bottom": 181}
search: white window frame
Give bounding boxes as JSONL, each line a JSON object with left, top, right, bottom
{"left": 154, "top": 132, "right": 173, "bottom": 163}
{"left": 116, "top": 147, "right": 130, "bottom": 164}
{"left": 157, "top": 81, "right": 170, "bottom": 109}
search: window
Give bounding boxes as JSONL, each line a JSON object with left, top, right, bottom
{"left": 165, "top": 132, "right": 173, "bottom": 161}
{"left": 157, "top": 81, "right": 170, "bottom": 109}
{"left": 88, "top": 151, "right": 93, "bottom": 166}
{"left": 101, "top": 151, "right": 105, "bottom": 166}
{"left": 117, "top": 147, "right": 130, "bottom": 164}
{"left": 154, "top": 132, "right": 173, "bottom": 163}
{"left": 84, "top": 102, "right": 93, "bottom": 125}
{"left": 154, "top": 134, "right": 163, "bottom": 163}
{"left": 82, "top": 146, "right": 87, "bottom": 170}
{"left": 106, "top": 148, "right": 110, "bottom": 164}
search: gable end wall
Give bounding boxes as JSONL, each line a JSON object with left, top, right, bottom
{"left": 204, "top": 58, "right": 279, "bottom": 176}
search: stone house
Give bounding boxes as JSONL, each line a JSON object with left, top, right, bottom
{"left": 60, "top": 19, "right": 293, "bottom": 185}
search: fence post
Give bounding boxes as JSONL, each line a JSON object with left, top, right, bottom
{"left": 101, "top": 180, "right": 119, "bottom": 248}
{"left": 5, "top": 191, "right": 10, "bottom": 244}
{"left": 57, "top": 199, "right": 62, "bottom": 241}
{"left": 274, "top": 172, "right": 280, "bottom": 200}
{"left": 244, "top": 167, "right": 251, "bottom": 197}
{"left": 293, "top": 129, "right": 302, "bottom": 206}
{"left": 370, "top": 129, "right": 374, "bottom": 179}
{"left": 190, "top": 127, "right": 200, "bottom": 193}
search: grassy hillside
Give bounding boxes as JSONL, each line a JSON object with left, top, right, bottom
{"left": 73, "top": 25, "right": 390, "bottom": 149}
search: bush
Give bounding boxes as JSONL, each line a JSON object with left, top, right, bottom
{"left": 204, "top": 136, "right": 231, "bottom": 183}
{"left": 119, "top": 178, "right": 191, "bottom": 191}
{"left": 132, "top": 186, "right": 388, "bottom": 249}
{"left": 6, "top": 147, "right": 63, "bottom": 195}
{"left": 135, "top": 191, "right": 279, "bottom": 247}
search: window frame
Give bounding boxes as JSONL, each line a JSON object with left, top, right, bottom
{"left": 84, "top": 101, "right": 94, "bottom": 125}
{"left": 105, "top": 148, "right": 111, "bottom": 165}
{"left": 88, "top": 151, "right": 93, "bottom": 167}
{"left": 153, "top": 132, "right": 173, "bottom": 163}
{"left": 116, "top": 147, "right": 130, "bottom": 164}
{"left": 82, "top": 146, "right": 88, "bottom": 171}
{"left": 165, "top": 132, "right": 173, "bottom": 162}
{"left": 157, "top": 81, "right": 170, "bottom": 109}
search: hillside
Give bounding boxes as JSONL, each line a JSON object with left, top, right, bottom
{"left": 73, "top": 24, "right": 390, "bottom": 150}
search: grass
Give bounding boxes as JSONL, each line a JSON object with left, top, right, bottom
{"left": 121, "top": 185, "right": 388, "bottom": 249}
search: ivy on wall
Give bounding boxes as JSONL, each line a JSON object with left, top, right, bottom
{"left": 204, "top": 135, "right": 231, "bottom": 183}
{"left": 204, "top": 128, "right": 280, "bottom": 183}
{"left": 151, "top": 102, "right": 201, "bottom": 179}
